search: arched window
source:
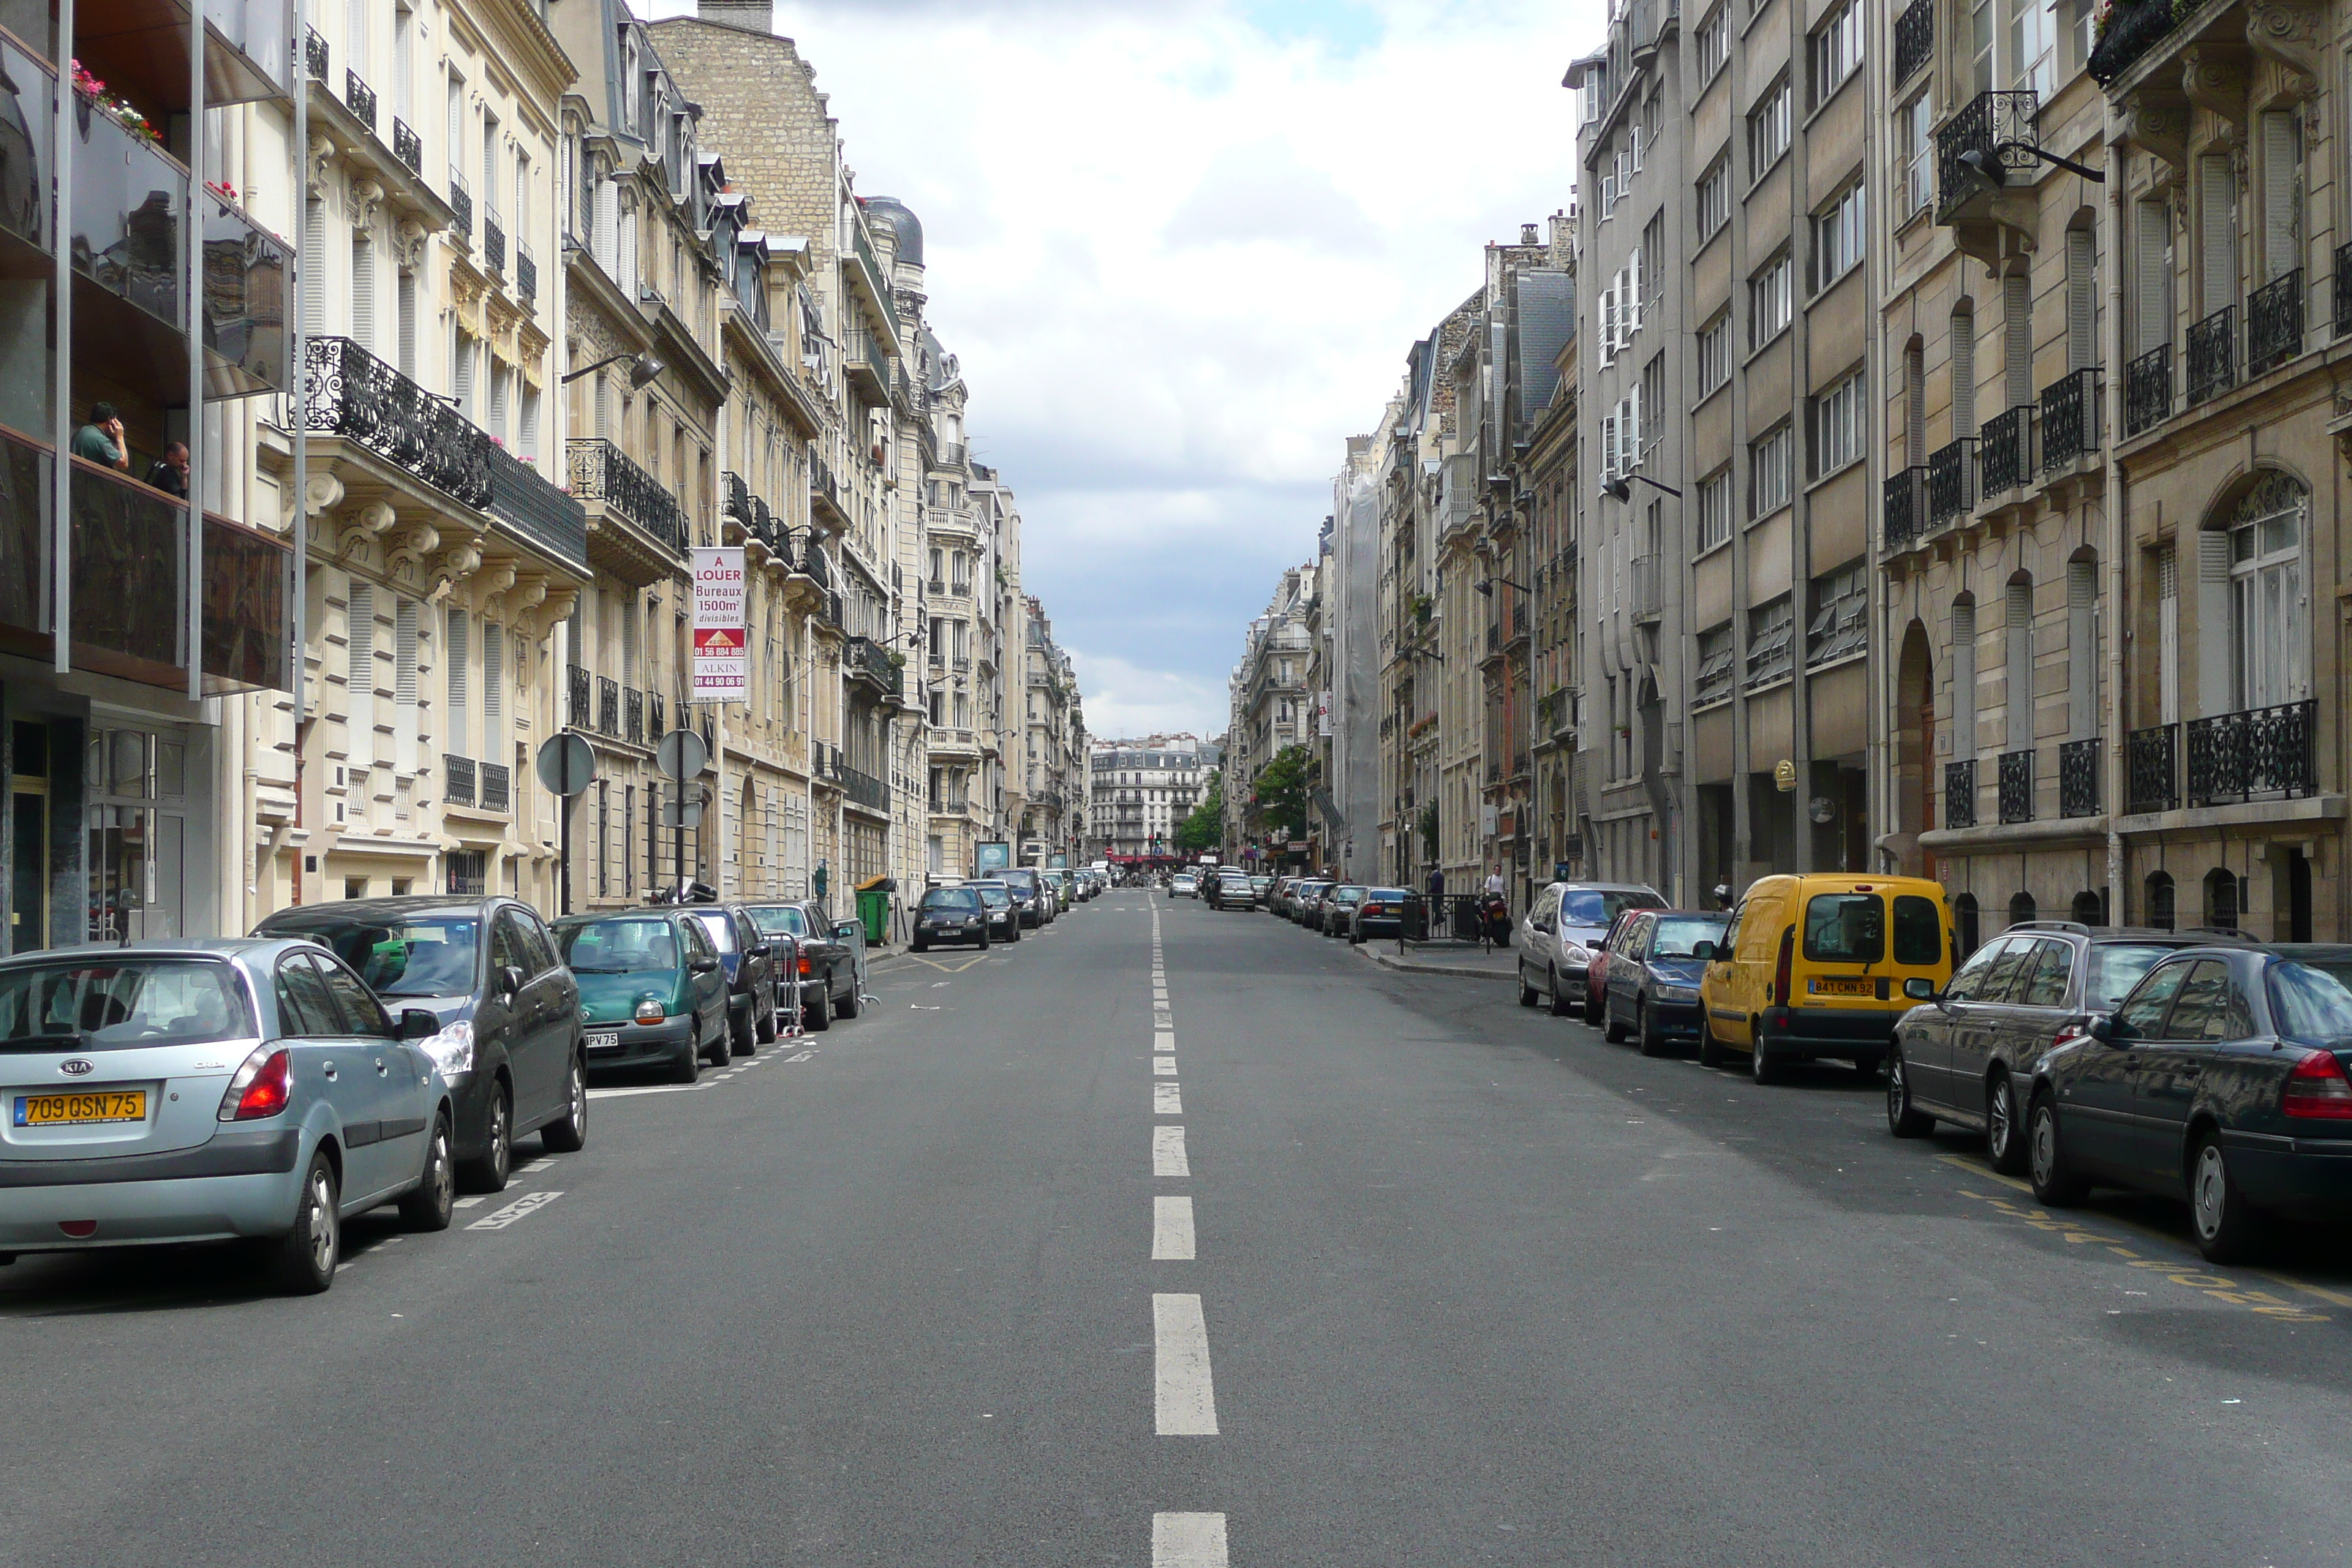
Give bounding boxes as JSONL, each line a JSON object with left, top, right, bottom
{"left": 2216, "top": 472, "right": 2311, "bottom": 712}
{"left": 2070, "top": 890, "right": 2105, "bottom": 927}
{"left": 2204, "top": 868, "right": 2239, "bottom": 931}
{"left": 1953, "top": 892, "right": 1980, "bottom": 957}
{"left": 2145, "top": 871, "right": 2175, "bottom": 931}
{"left": 2008, "top": 890, "right": 2038, "bottom": 929}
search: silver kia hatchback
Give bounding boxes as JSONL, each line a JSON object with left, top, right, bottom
{"left": 0, "top": 938, "right": 458, "bottom": 1294}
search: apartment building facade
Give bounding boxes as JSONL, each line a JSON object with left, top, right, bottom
{"left": 1088, "top": 734, "right": 1211, "bottom": 861}
{"left": 1021, "top": 596, "right": 1085, "bottom": 864}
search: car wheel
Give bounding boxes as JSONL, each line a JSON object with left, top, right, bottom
{"left": 1984, "top": 1072, "right": 2026, "bottom": 1175}
{"left": 837, "top": 981, "right": 862, "bottom": 1019}
{"left": 2190, "top": 1131, "right": 2265, "bottom": 1264}
{"left": 267, "top": 1149, "right": 341, "bottom": 1294}
{"left": 726, "top": 1000, "right": 751, "bottom": 1055}
{"left": 1518, "top": 966, "right": 1540, "bottom": 1008}
{"left": 2027, "top": 1093, "right": 2089, "bottom": 1207}
{"left": 708, "top": 1014, "right": 736, "bottom": 1066}
{"left": 1636, "top": 1000, "right": 1670, "bottom": 1058}
{"left": 540, "top": 1054, "right": 588, "bottom": 1154}
{"left": 672, "top": 1027, "right": 703, "bottom": 1085}
{"left": 980, "top": 931, "right": 992, "bottom": 951}
{"left": 807, "top": 985, "right": 832, "bottom": 1032}
{"left": 1698, "top": 1015, "right": 1730, "bottom": 1069}
{"left": 1545, "top": 966, "right": 1572, "bottom": 1017}
{"left": 1749, "top": 1028, "right": 1782, "bottom": 1085}
{"left": 1885, "top": 1047, "right": 1935, "bottom": 1138}
{"left": 912, "top": 938, "right": 930, "bottom": 951}
{"left": 1603, "top": 998, "right": 1628, "bottom": 1044}
{"left": 398, "top": 1114, "right": 456, "bottom": 1231}
{"left": 459, "top": 1082, "right": 513, "bottom": 1194}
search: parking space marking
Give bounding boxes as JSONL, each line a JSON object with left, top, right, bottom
{"left": 453, "top": 1196, "right": 486, "bottom": 1209}
{"left": 466, "top": 1190, "right": 562, "bottom": 1231}
{"left": 1152, "top": 1512, "right": 1229, "bottom": 1568}
{"left": 1154, "top": 1126, "right": 1190, "bottom": 1176}
{"left": 1156, "top": 1082, "right": 1183, "bottom": 1115}
{"left": 588, "top": 1082, "right": 711, "bottom": 1099}
{"left": 1153, "top": 1196, "right": 1196, "bottom": 1259}
{"left": 1153, "top": 1292, "right": 1221, "bottom": 1434}
{"left": 1155, "top": 1057, "right": 1178, "bottom": 1075}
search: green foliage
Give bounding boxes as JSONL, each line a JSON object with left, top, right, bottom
{"left": 1175, "top": 770, "right": 1224, "bottom": 853}
{"left": 1251, "top": 745, "right": 1312, "bottom": 838}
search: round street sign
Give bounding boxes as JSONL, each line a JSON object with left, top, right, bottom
{"left": 657, "top": 726, "right": 709, "bottom": 782}
{"left": 535, "top": 732, "right": 597, "bottom": 797}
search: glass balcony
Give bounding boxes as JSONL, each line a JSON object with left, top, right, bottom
{"left": 203, "top": 0, "right": 295, "bottom": 105}
{"left": 72, "top": 100, "right": 188, "bottom": 334}
{"left": 306, "top": 335, "right": 492, "bottom": 508}
{"left": 202, "top": 192, "right": 290, "bottom": 396}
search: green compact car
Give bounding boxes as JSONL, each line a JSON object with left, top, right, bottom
{"left": 553, "top": 911, "right": 730, "bottom": 1084}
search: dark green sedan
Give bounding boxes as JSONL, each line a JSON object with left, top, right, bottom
{"left": 554, "top": 911, "right": 730, "bottom": 1084}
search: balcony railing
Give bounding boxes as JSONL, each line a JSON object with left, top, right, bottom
{"left": 1884, "top": 466, "right": 1926, "bottom": 553}
{"left": 203, "top": 194, "right": 294, "bottom": 397}
{"left": 2039, "top": 368, "right": 2097, "bottom": 470}
{"left": 480, "top": 762, "right": 510, "bottom": 813}
{"left": 624, "top": 687, "right": 644, "bottom": 745}
{"left": 1997, "top": 747, "right": 2033, "bottom": 823}
{"left": 1630, "top": 554, "right": 1661, "bottom": 622}
{"left": 204, "top": 0, "right": 296, "bottom": 103}
{"left": 483, "top": 213, "right": 505, "bottom": 277}
{"left": 2337, "top": 243, "right": 2352, "bottom": 339}
{"left": 845, "top": 635, "right": 903, "bottom": 699}
{"left": 567, "top": 438, "right": 685, "bottom": 555}
{"left": 598, "top": 676, "right": 620, "bottom": 736}
{"left": 448, "top": 170, "right": 471, "bottom": 244}
{"left": 2186, "top": 306, "right": 2235, "bottom": 404}
{"left": 567, "top": 663, "right": 592, "bottom": 728}
{"left": 303, "top": 24, "right": 327, "bottom": 81}
{"left": 392, "top": 117, "right": 423, "bottom": 176}
{"left": 2127, "top": 723, "right": 2178, "bottom": 813}
{"left": 2185, "top": 700, "right": 2318, "bottom": 807}
{"left": 516, "top": 241, "right": 537, "bottom": 304}
{"left": 1927, "top": 437, "right": 1976, "bottom": 524}
{"left": 72, "top": 99, "right": 189, "bottom": 333}
{"left": 1980, "top": 406, "right": 2029, "bottom": 495}
{"left": 444, "top": 754, "right": 476, "bottom": 807}
{"left": 343, "top": 68, "right": 376, "bottom": 132}
{"left": 1893, "top": 0, "right": 1933, "bottom": 85}
{"left": 838, "top": 761, "right": 890, "bottom": 812}
{"left": 2124, "top": 344, "right": 2170, "bottom": 437}
{"left": 1944, "top": 758, "right": 1977, "bottom": 829}
{"left": 935, "top": 440, "right": 967, "bottom": 470}
{"left": 485, "top": 442, "right": 587, "bottom": 570}
{"left": 1936, "top": 91, "right": 2038, "bottom": 222}
{"left": 2246, "top": 268, "right": 2302, "bottom": 377}
{"left": 2059, "top": 737, "right": 2099, "bottom": 818}
{"left": 306, "top": 336, "right": 492, "bottom": 508}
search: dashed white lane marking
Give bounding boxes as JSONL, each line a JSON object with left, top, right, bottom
{"left": 1153, "top": 1196, "right": 1196, "bottom": 1259}
{"left": 589, "top": 1082, "right": 710, "bottom": 1098}
{"left": 1154, "top": 1057, "right": 1178, "bottom": 1076}
{"left": 453, "top": 1196, "right": 486, "bottom": 1209}
{"left": 1155, "top": 1082, "right": 1183, "bottom": 1115}
{"left": 1154, "top": 1126, "right": 1190, "bottom": 1176}
{"left": 1153, "top": 1512, "right": 1229, "bottom": 1568}
{"left": 466, "top": 1190, "right": 563, "bottom": 1231}
{"left": 512, "top": 1158, "right": 549, "bottom": 1175}
{"left": 1156, "top": 1030, "right": 1176, "bottom": 1051}
{"left": 1153, "top": 1293, "right": 1220, "bottom": 1435}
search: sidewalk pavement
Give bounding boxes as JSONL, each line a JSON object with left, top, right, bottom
{"left": 1352, "top": 938, "right": 1518, "bottom": 981}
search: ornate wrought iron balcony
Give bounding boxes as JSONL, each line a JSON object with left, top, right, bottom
{"left": 567, "top": 663, "right": 592, "bottom": 728}
{"left": 1998, "top": 747, "right": 2033, "bottom": 823}
{"left": 837, "top": 760, "right": 890, "bottom": 813}
{"left": 1936, "top": 91, "right": 2038, "bottom": 223}
{"left": 1927, "top": 437, "right": 1976, "bottom": 524}
{"left": 598, "top": 676, "right": 620, "bottom": 736}
{"left": 1884, "top": 465, "right": 1926, "bottom": 554}
{"left": 2127, "top": 723, "right": 2178, "bottom": 813}
{"left": 2059, "top": 737, "right": 2098, "bottom": 818}
{"left": 480, "top": 761, "right": 510, "bottom": 814}
{"left": 624, "top": 687, "right": 644, "bottom": 745}
{"left": 483, "top": 214, "right": 505, "bottom": 277}
{"left": 2337, "top": 243, "right": 2352, "bottom": 339}
{"left": 443, "top": 753, "right": 475, "bottom": 807}
{"left": 306, "top": 336, "right": 492, "bottom": 508}
{"left": 515, "top": 241, "right": 537, "bottom": 304}
{"left": 392, "top": 117, "right": 422, "bottom": 176}
{"left": 2186, "top": 306, "right": 2236, "bottom": 405}
{"left": 1980, "top": 406, "right": 2030, "bottom": 495}
{"left": 2186, "top": 699, "right": 2318, "bottom": 807}
{"left": 343, "top": 68, "right": 375, "bottom": 132}
{"left": 2039, "top": 368, "right": 2097, "bottom": 470}
{"left": 2125, "top": 344, "right": 2170, "bottom": 436}
{"left": 649, "top": 690, "right": 666, "bottom": 742}
{"left": 2088, "top": 0, "right": 2187, "bottom": 86}
{"left": 448, "top": 170, "right": 471, "bottom": 244}
{"left": 1945, "top": 758, "right": 1977, "bottom": 829}
{"left": 2246, "top": 268, "right": 2302, "bottom": 377}
{"left": 567, "top": 437, "right": 685, "bottom": 555}
{"left": 303, "top": 25, "right": 326, "bottom": 82}
{"left": 845, "top": 634, "right": 903, "bottom": 699}
{"left": 1893, "top": 0, "right": 1932, "bottom": 85}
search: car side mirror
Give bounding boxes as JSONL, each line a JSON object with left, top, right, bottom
{"left": 747, "top": 943, "right": 772, "bottom": 959}
{"left": 1691, "top": 941, "right": 1714, "bottom": 962}
{"left": 834, "top": 921, "right": 862, "bottom": 941}
{"left": 399, "top": 1008, "right": 440, "bottom": 1041}
{"left": 499, "top": 964, "right": 526, "bottom": 999}
{"left": 1902, "top": 976, "right": 1940, "bottom": 1002}
{"left": 2089, "top": 1014, "right": 2122, "bottom": 1045}
{"left": 690, "top": 954, "right": 720, "bottom": 973}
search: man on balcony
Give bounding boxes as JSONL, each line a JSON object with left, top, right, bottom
{"left": 145, "top": 441, "right": 189, "bottom": 498}
{"left": 72, "top": 402, "right": 131, "bottom": 473}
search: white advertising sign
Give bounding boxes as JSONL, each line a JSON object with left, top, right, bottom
{"left": 690, "top": 546, "right": 748, "bottom": 698}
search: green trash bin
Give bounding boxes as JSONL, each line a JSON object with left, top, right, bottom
{"left": 855, "top": 877, "right": 894, "bottom": 946}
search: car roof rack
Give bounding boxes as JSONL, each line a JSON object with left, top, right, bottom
{"left": 2007, "top": 921, "right": 2094, "bottom": 937}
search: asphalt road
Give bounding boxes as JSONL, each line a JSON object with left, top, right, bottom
{"left": 4, "top": 891, "right": 2351, "bottom": 1567}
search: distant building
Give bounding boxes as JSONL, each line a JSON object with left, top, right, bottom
{"left": 1089, "top": 735, "right": 1213, "bottom": 859}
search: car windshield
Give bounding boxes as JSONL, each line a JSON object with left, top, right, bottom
{"left": 1651, "top": 916, "right": 1730, "bottom": 959}
{"left": 296, "top": 916, "right": 480, "bottom": 997}
{"left": 2085, "top": 944, "right": 2179, "bottom": 1011}
{"left": 1334, "top": 887, "right": 1365, "bottom": 904}
{"left": 923, "top": 890, "right": 981, "bottom": 911}
{"left": 1803, "top": 894, "right": 1885, "bottom": 964}
{"left": 0, "top": 959, "right": 255, "bottom": 1050}
{"left": 1365, "top": 888, "right": 1409, "bottom": 901}
{"left": 687, "top": 911, "right": 739, "bottom": 954}
{"left": 558, "top": 919, "right": 681, "bottom": 973}
{"left": 747, "top": 905, "right": 807, "bottom": 938}
{"left": 1560, "top": 889, "right": 1659, "bottom": 927}
{"left": 2267, "top": 962, "right": 2352, "bottom": 1040}
{"left": 975, "top": 886, "right": 1011, "bottom": 909}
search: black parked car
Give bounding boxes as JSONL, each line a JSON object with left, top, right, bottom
{"left": 998, "top": 868, "right": 1052, "bottom": 927}
{"left": 1594, "top": 910, "right": 1730, "bottom": 1055}
{"left": 970, "top": 881, "right": 1023, "bottom": 943}
{"left": 913, "top": 886, "right": 993, "bottom": 951}
{"left": 255, "top": 895, "right": 586, "bottom": 1193}
{"left": 679, "top": 902, "right": 780, "bottom": 1058}
{"left": 2018, "top": 946, "right": 2352, "bottom": 1262}
{"left": 1319, "top": 884, "right": 1367, "bottom": 935}
{"left": 1210, "top": 871, "right": 1256, "bottom": 911}
{"left": 742, "top": 901, "right": 863, "bottom": 1030}
{"left": 1885, "top": 923, "right": 2243, "bottom": 1172}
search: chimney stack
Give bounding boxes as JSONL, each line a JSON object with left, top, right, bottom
{"left": 1520, "top": 223, "right": 1540, "bottom": 246}
{"left": 698, "top": 0, "right": 772, "bottom": 33}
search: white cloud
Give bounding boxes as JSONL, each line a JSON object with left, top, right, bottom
{"left": 648, "top": 0, "right": 1608, "bottom": 737}
{"left": 1066, "top": 648, "right": 1232, "bottom": 741}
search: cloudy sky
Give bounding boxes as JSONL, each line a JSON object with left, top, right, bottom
{"left": 650, "top": 0, "right": 1607, "bottom": 740}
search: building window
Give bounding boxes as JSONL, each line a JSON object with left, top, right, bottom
{"left": 1811, "top": 181, "right": 1866, "bottom": 293}
{"left": 1697, "top": 313, "right": 1730, "bottom": 395}
{"left": 1745, "top": 598, "right": 1795, "bottom": 689}
{"left": 1696, "top": 155, "right": 1730, "bottom": 242}
{"left": 1697, "top": 468, "right": 1733, "bottom": 550}
{"left": 1696, "top": 4, "right": 1729, "bottom": 79}
{"left": 1810, "top": 370, "right": 1866, "bottom": 478}
{"left": 2012, "top": 0, "right": 2056, "bottom": 97}
{"left": 1746, "top": 78, "right": 1790, "bottom": 183}
{"left": 1810, "top": 0, "right": 1862, "bottom": 106}
{"left": 1806, "top": 559, "right": 1869, "bottom": 667}
{"left": 2224, "top": 473, "right": 2311, "bottom": 709}
{"left": 1749, "top": 251, "right": 1792, "bottom": 350}
{"left": 1695, "top": 623, "right": 1734, "bottom": 706}
{"left": 1899, "top": 94, "right": 1933, "bottom": 219}
{"left": 1750, "top": 423, "right": 1793, "bottom": 518}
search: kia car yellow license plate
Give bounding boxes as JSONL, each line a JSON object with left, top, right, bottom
{"left": 15, "top": 1090, "right": 147, "bottom": 1127}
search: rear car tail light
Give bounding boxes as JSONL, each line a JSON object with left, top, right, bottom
{"left": 219, "top": 1047, "right": 291, "bottom": 1121}
{"left": 2283, "top": 1049, "right": 2352, "bottom": 1120}
{"left": 1773, "top": 928, "right": 1795, "bottom": 1008}
{"left": 799, "top": 952, "right": 812, "bottom": 976}
{"left": 2051, "top": 1019, "right": 2092, "bottom": 1050}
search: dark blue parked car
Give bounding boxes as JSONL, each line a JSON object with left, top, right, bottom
{"left": 1600, "top": 910, "right": 1731, "bottom": 1057}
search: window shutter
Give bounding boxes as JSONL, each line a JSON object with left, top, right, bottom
{"left": 595, "top": 178, "right": 619, "bottom": 275}
{"left": 2004, "top": 268, "right": 2032, "bottom": 410}
{"left": 2261, "top": 111, "right": 2299, "bottom": 282}
{"left": 1907, "top": 346, "right": 1927, "bottom": 467}
{"left": 2136, "top": 200, "right": 2168, "bottom": 354}
{"left": 2195, "top": 529, "right": 2233, "bottom": 719}
{"left": 2068, "top": 559, "right": 2097, "bottom": 741}
{"left": 396, "top": 268, "right": 417, "bottom": 377}
{"left": 301, "top": 197, "right": 326, "bottom": 334}
{"left": 1628, "top": 246, "right": 1643, "bottom": 333}
{"left": 394, "top": 598, "right": 419, "bottom": 774}
{"left": 1950, "top": 600, "right": 1977, "bottom": 760}
{"left": 1626, "top": 383, "right": 1642, "bottom": 464}
{"left": 445, "top": 606, "right": 470, "bottom": 757}
{"left": 2005, "top": 577, "right": 2034, "bottom": 754}
{"left": 2198, "top": 153, "right": 2234, "bottom": 317}
{"left": 350, "top": 237, "right": 374, "bottom": 350}
{"left": 2066, "top": 228, "right": 2095, "bottom": 371}
{"left": 483, "top": 622, "right": 503, "bottom": 754}
{"left": 347, "top": 584, "right": 375, "bottom": 755}
{"left": 1950, "top": 309, "right": 1975, "bottom": 435}
{"left": 2157, "top": 544, "right": 2180, "bottom": 726}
